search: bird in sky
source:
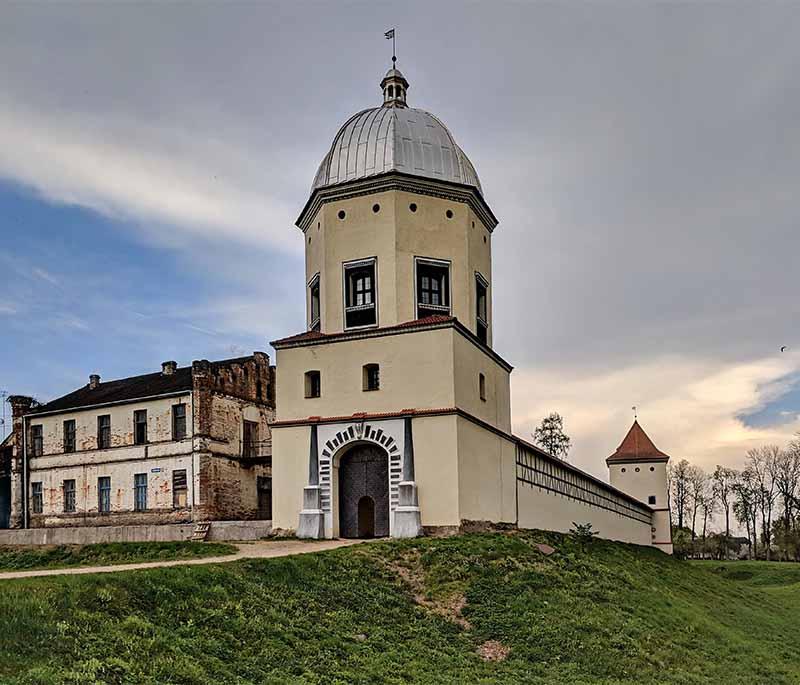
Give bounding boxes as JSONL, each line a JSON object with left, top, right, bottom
{"left": 781, "top": 346, "right": 788, "bottom": 352}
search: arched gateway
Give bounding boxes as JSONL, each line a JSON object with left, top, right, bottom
{"left": 338, "top": 444, "right": 389, "bottom": 538}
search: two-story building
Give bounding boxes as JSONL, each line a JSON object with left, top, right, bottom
{"left": 2, "top": 353, "right": 274, "bottom": 529}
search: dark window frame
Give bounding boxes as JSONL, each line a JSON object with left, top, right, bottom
{"left": 305, "top": 371, "right": 321, "bottom": 399}
{"left": 31, "top": 481, "right": 43, "bottom": 514}
{"left": 63, "top": 419, "right": 76, "bottom": 453}
{"left": 30, "top": 424, "right": 44, "bottom": 457}
{"left": 309, "top": 272, "right": 321, "bottom": 332}
{"left": 479, "top": 373, "right": 487, "bottom": 402}
{"left": 415, "top": 257, "right": 451, "bottom": 319}
{"left": 475, "top": 272, "right": 489, "bottom": 345}
{"left": 134, "top": 409, "right": 148, "bottom": 445}
{"left": 648, "top": 495, "right": 657, "bottom": 505}
{"left": 243, "top": 420, "right": 259, "bottom": 458}
{"left": 363, "top": 363, "right": 380, "bottom": 392}
{"left": 172, "top": 469, "right": 188, "bottom": 509}
{"left": 63, "top": 479, "right": 76, "bottom": 513}
{"left": 343, "top": 258, "right": 378, "bottom": 329}
{"left": 172, "top": 403, "right": 187, "bottom": 441}
{"left": 134, "top": 473, "right": 148, "bottom": 511}
{"left": 97, "top": 415, "right": 111, "bottom": 450}
{"left": 98, "top": 476, "right": 111, "bottom": 513}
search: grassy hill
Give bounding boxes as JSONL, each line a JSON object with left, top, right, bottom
{"left": 1, "top": 531, "right": 798, "bottom": 684}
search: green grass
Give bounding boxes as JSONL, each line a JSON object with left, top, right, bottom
{"left": 0, "top": 541, "right": 238, "bottom": 572}
{"left": 0, "top": 531, "right": 798, "bottom": 684}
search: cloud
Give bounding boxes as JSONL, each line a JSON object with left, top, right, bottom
{"left": 32, "top": 267, "right": 59, "bottom": 286}
{"left": 0, "top": 104, "right": 301, "bottom": 255}
{"left": 513, "top": 351, "right": 800, "bottom": 480}
{"left": 0, "top": 303, "right": 17, "bottom": 315}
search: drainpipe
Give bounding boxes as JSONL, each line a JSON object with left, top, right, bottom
{"left": 22, "top": 415, "right": 28, "bottom": 529}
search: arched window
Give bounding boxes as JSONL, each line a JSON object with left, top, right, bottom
{"left": 387, "top": 85, "right": 394, "bottom": 97}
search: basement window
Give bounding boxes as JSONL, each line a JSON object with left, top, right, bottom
{"left": 31, "top": 482, "right": 43, "bottom": 514}
{"left": 98, "top": 476, "right": 111, "bottom": 513}
{"left": 305, "top": 371, "right": 321, "bottom": 398}
{"left": 416, "top": 258, "right": 450, "bottom": 319}
{"left": 173, "top": 470, "right": 188, "bottom": 508}
{"left": 63, "top": 479, "right": 76, "bottom": 513}
{"left": 63, "top": 419, "right": 76, "bottom": 453}
{"left": 134, "top": 409, "right": 148, "bottom": 445}
{"left": 363, "top": 364, "right": 380, "bottom": 391}
{"left": 344, "top": 259, "right": 377, "bottom": 328}
{"left": 97, "top": 415, "right": 111, "bottom": 450}
{"left": 172, "top": 404, "right": 187, "bottom": 441}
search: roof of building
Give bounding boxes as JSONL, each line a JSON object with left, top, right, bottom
{"left": 310, "top": 68, "right": 482, "bottom": 196}
{"left": 606, "top": 420, "right": 670, "bottom": 464}
{"left": 28, "top": 355, "right": 260, "bottom": 416}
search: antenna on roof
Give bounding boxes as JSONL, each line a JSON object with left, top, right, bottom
{"left": 385, "top": 28, "right": 396, "bottom": 66}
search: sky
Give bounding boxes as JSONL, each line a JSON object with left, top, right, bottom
{"left": 0, "top": 1, "right": 798, "bottom": 483}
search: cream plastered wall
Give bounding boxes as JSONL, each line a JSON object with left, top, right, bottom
{"left": 303, "top": 190, "right": 494, "bottom": 342}
{"left": 456, "top": 417, "right": 516, "bottom": 524}
{"left": 28, "top": 394, "right": 192, "bottom": 456}
{"left": 274, "top": 327, "right": 456, "bottom": 422}
{"left": 29, "top": 454, "right": 195, "bottom": 519}
{"left": 609, "top": 462, "right": 672, "bottom": 551}
{"left": 452, "top": 332, "right": 511, "bottom": 432}
{"left": 272, "top": 413, "right": 464, "bottom": 533}
{"left": 271, "top": 425, "right": 309, "bottom": 532}
{"left": 517, "top": 482, "right": 653, "bottom": 546}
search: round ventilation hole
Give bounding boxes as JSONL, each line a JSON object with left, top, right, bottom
{"left": 446, "top": 209, "right": 453, "bottom": 219}
{"left": 409, "top": 203, "right": 417, "bottom": 213}
{"left": 338, "top": 210, "right": 346, "bottom": 220}
{"left": 372, "top": 204, "right": 380, "bottom": 213}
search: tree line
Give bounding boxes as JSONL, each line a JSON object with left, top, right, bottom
{"left": 669, "top": 433, "right": 800, "bottom": 560}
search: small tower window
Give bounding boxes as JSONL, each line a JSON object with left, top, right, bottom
{"left": 305, "top": 371, "right": 321, "bottom": 399}
{"left": 416, "top": 258, "right": 450, "bottom": 319}
{"left": 479, "top": 373, "right": 486, "bottom": 401}
{"left": 476, "top": 274, "right": 489, "bottom": 345}
{"left": 388, "top": 85, "right": 394, "bottom": 97}
{"left": 648, "top": 495, "right": 657, "bottom": 505}
{"left": 363, "top": 364, "right": 380, "bottom": 392}
{"left": 309, "top": 274, "right": 320, "bottom": 331}
{"left": 344, "top": 258, "right": 377, "bottom": 328}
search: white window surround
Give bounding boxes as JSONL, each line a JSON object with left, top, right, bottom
{"left": 414, "top": 256, "right": 452, "bottom": 318}
{"left": 342, "top": 257, "right": 378, "bottom": 330}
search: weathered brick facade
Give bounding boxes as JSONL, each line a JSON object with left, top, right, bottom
{"left": 1, "top": 354, "right": 275, "bottom": 530}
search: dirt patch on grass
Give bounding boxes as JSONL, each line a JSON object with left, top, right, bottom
{"left": 477, "top": 640, "right": 511, "bottom": 662}
{"left": 383, "top": 549, "right": 471, "bottom": 629}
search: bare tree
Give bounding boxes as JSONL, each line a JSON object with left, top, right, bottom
{"left": 532, "top": 413, "right": 571, "bottom": 460}
{"left": 669, "top": 459, "right": 691, "bottom": 530}
{"left": 687, "top": 465, "right": 707, "bottom": 543}
{"left": 747, "top": 446, "right": 780, "bottom": 560}
{"left": 712, "top": 465, "right": 738, "bottom": 541}
{"left": 733, "top": 468, "right": 758, "bottom": 559}
{"left": 773, "top": 442, "right": 800, "bottom": 531}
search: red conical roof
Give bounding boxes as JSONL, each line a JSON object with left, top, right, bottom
{"left": 606, "top": 420, "right": 670, "bottom": 464}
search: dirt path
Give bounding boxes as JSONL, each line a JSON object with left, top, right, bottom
{"left": 0, "top": 538, "right": 368, "bottom": 581}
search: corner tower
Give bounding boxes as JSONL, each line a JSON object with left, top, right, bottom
{"left": 607, "top": 420, "right": 673, "bottom": 554}
{"left": 271, "top": 63, "right": 515, "bottom": 540}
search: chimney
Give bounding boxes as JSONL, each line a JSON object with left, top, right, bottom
{"left": 89, "top": 374, "right": 101, "bottom": 389}
{"left": 162, "top": 361, "right": 178, "bottom": 376}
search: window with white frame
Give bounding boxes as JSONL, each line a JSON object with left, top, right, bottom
{"left": 343, "top": 258, "right": 377, "bottom": 328}
{"left": 476, "top": 273, "right": 489, "bottom": 345}
{"left": 416, "top": 258, "right": 450, "bottom": 319}
{"left": 309, "top": 273, "right": 320, "bottom": 331}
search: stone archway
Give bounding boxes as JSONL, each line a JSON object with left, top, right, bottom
{"left": 338, "top": 443, "right": 389, "bottom": 538}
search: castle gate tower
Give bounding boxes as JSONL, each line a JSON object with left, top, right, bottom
{"left": 270, "top": 64, "right": 517, "bottom": 538}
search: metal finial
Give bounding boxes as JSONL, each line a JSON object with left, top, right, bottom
{"left": 632, "top": 406, "right": 638, "bottom": 420}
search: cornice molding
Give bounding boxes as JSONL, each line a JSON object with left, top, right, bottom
{"left": 296, "top": 171, "right": 499, "bottom": 233}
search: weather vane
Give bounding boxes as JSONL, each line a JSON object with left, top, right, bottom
{"left": 384, "top": 28, "right": 396, "bottom": 66}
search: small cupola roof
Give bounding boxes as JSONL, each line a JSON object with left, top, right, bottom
{"left": 381, "top": 65, "right": 409, "bottom": 108}
{"left": 606, "top": 420, "right": 670, "bottom": 464}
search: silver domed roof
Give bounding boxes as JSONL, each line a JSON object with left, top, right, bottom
{"left": 311, "top": 106, "right": 482, "bottom": 195}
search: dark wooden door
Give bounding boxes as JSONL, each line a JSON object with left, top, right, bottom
{"left": 338, "top": 444, "right": 389, "bottom": 538}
